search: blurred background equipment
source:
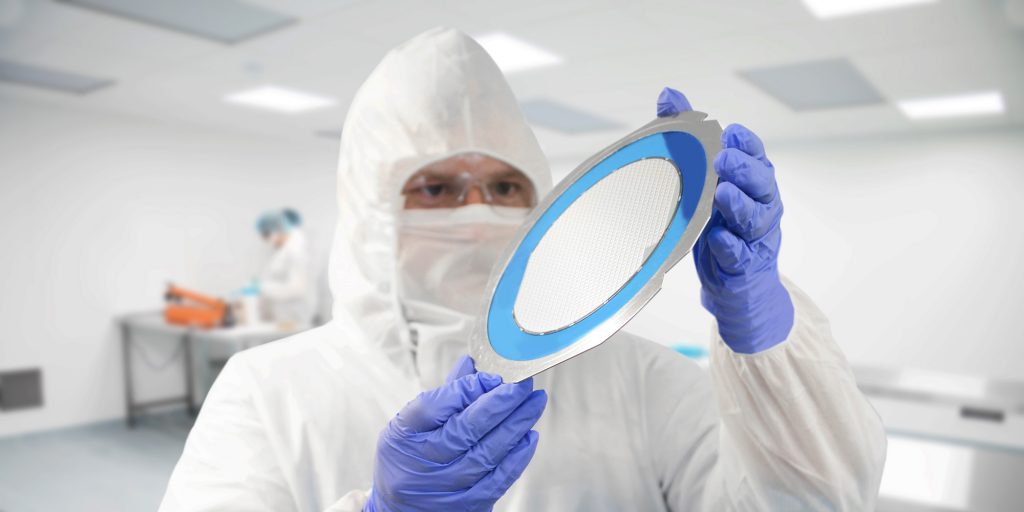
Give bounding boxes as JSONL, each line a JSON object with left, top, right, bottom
{"left": 0, "top": 0, "right": 1022, "bottom": 510}
{"left": 163, "top": 283, "right": 234, "bottom": 329}
{"left": 119, "top": 307, "right": 306, "bottom": 429}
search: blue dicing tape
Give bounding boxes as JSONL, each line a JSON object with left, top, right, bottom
{"left": 488, "top": 131, "right": 707, "bottom": 361}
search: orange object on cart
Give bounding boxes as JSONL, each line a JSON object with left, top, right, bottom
{"left": 164, "top": 284, "right": 234, "bottom": 329}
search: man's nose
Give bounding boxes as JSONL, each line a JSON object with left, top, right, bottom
{"left": 462, "top": 185, "right": 487, "bottom": 206}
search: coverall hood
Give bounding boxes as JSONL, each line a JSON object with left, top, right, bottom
{"left": 327, "top": 27, "right": 553, "bottom": 378}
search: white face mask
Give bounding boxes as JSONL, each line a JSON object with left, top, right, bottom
{"left": 264, "top": 232, "right": 288, "bottom": 249}
{"left": 397, "top": 204, "right": 527, "bottom": 315}
{"left": 396, "top": 204, "right": 528, "bottom": 387}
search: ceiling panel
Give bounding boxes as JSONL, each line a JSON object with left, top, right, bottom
{"left": 35, "top": 2, "right": 220, "bottom": 63}
{"left": 243, "top": 0, "right": 364, "bottom": 18}
{"left": 2, "top": 38, "right": 164, "bottom": 82}
{"left": 0, "top": 0, "right": 1019, "bottom": 147}
{"left": 739, "top": 58, "right": 885, "bottom": 111}
{"left": 0, "top": 59, "right": 114, "bottom": 94}
{"left": 59, "top": 0, "right": 296, "bottom": 43}
{"left": 0, "top": 0, "right": 100, "bottom": 56}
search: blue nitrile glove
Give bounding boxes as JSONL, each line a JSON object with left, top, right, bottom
{"left": 657, "top": 87, "right": 794, "bottom": 354}
{"left": 365, "top": 356, "right": 546, "bottom": 512}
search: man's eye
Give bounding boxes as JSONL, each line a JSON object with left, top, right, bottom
{"left": 494, "top": 181, "right": 520, "bottom": 196}
{"left": 422, "top": 184, "right": 446, "bottom": 197}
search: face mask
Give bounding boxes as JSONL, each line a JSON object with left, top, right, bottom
{"left": 396, "top": 205, "right": 527, "bottom": 316}
{"left": 395, "top": 204, "right": 528, "bottom": 387}
{"left": 264, "top": 232, "right": 287, "bottom": 249}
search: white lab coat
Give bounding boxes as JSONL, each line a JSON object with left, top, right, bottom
{"left": 160, "top": 27, "right": 886, "bottom": 511}
{"left": 260, "top": 229, "right": 313, "bottom": 326}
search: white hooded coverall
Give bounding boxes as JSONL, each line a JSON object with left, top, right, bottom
{"left": 160, "top": 28, "right": 887, "bottom": 511}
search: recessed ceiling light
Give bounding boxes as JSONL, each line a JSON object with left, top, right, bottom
{"left": 802, "top": 0, "right": 938, "bottom": 19}
{"left": 896, "top": 91, "right": 1005, "bottom": 120}
{"left": 474, "top": 32, "right": 562, "bottom": 73}
{"left": 224, "top": 85, "right": 337, "bottom": 114}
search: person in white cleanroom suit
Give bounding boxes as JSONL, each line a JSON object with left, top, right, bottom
{"left": 255, "top": 208, "right": 314, "bottom": 327}
{"left": 160, "top": 28, "right": 886, "bottom": 511}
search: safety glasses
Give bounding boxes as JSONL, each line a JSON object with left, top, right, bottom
{"left": 401, "top": 169, "right": 536, "bottom": 209}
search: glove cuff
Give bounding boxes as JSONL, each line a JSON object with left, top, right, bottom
{"left": 703, "top": 279, "right": 794, "bottom": 354}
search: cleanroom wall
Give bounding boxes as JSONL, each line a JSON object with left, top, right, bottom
{"left": 628, "top": 127, "right": 1024, "bottom": 381}
{"left": 0, "top": 100, "right": 337, "bottom": 437}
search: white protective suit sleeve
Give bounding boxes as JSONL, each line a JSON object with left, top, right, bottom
{"left": 650, "top": 277, "right": 887, "bottom": 511}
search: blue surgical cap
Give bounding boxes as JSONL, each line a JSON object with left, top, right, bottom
{"left": 256, "top": 208, "right": 301, "bottom": 237}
